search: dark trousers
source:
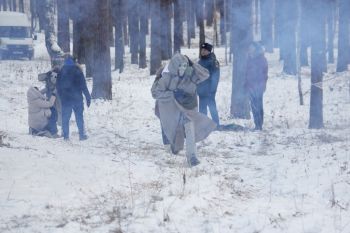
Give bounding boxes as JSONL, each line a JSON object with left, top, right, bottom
{"left": 62, "top": 101, "right": 85, "bottom": 139}
{"left": 161, "top": 126, "right": 170, "bottom": 145}
{"left": 249, "top": 92, "right": 264, "bottom": 130}
{"left": 199, "top": 94, "right": 220, "bottom": 125}
{"left": 44, "top": 107, "right": 58, "bottom": 135}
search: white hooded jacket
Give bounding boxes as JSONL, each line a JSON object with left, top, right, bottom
{"left": 27, "top": 87, "right": 55, "bottom": 131}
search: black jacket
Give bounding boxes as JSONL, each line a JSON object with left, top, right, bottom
{"left": 197, "top": 53, "right": 220, "bottom": 97}
{"left": 57, "top": 64, "right": 91, "bottom": 104}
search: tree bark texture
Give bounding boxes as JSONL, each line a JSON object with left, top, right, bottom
{"left": 230, "top": 0, "right": 253, "bottom": 119}
{"left": 309, "top": 0, "right": 326, "bottom": 129}
{"left": 150, "top": 0, "right": 161, "bottom": 75}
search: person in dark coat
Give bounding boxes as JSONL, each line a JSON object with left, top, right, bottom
{"left": 244, "top": 42, "right": 268, "bottom": 131}
{"left": 57, "top": 55, "right": 91, "bottom": 140}
{"left": 197, "top": 42, "right": 220, "bottom": 126}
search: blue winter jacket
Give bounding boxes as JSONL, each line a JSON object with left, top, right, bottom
{"left": 197, "top": 53, "right": 220, "bottom": 97}
{"left": 57, "top": 59, "right": 91, "bottom": 104}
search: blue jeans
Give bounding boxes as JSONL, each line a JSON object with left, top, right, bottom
{"left": 44, "top": 107, "right": 58, "bottom": 135}
{"left": 249, "top": 91, "right": 264, "bottom": 130}
{"left": 199, "top": 94, "right": 219, "bottom": 125}
{"left": 61, "top": 101, "right": 85, "bottom": 139}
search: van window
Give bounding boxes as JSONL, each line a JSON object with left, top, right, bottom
{"left": 0, "top": 26, "right": 31, "bottom": 38}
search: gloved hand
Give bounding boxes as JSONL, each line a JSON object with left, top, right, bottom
{"left": 173, "top": 88, "right": 186, "bottom": 100}
{"left": 86, "top": 97, "right": 91, "bottom": 108}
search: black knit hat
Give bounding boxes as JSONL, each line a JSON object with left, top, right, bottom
{"left": 201, "top": 42, "right": 213, "bottom": 52}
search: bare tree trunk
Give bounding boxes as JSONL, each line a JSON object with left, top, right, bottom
{"left": 91, "top": 0, "right": 112, "bottom": 100}
{"left": 57, "top": 0, "right": 70, "bottom": 53}
{"left": 150, "top": 0, "right": 161, "bottom": 75}
{"left": 205, "top": 0, "right": 214, "bottom": 26}
{"left": 160, "top": 0, "right": 172, "bottom": 60}
{"left": 70, "top": 0, "right": 84, "bottom": 61}
{"left": 12, "top": 0, "right": 16, "bottom": 11}
{"left": 230, "top": 0, "right": 253, "bottom": 119}
{"left": 139, "top": 0, "right": 147, "bottom": 69}
{"left": 254, "top": 0, "right": 259, "bottom": 36}
{"left": 19, "top": 0, "right": 24, "bottom": 12}
{"left": 219, "top": 0, "right": 227, "bottom": 45}
{"left": 260, "top": 0, "right": 274, "bottom": 53}
{"left": 278, "top": 0, "right": 297, "bottom": 75}
{"left": 112, "top": 0, "right": 124, "bottom": 72}
{"left": 37, "top": 0, "right": 45, "bottom": 31}
{"left": 174, "top": 0, "right": 183, "bottom": 53}
{"left": 299, "top": 0, "right": 311, "bottom": 67}
{"left": 336, "top": 0, "right": 350, "bottom": 72}
{"left": 309, "top": 0, "right": 326, "bottom": 129}
{"left": 196, "top": 0, "right": 205, "bottom": 55}
{"left": 123, "top": 3, "right": 128, "bottom": 47}
{"left": 30, "top": 0, "right": 37, "bottom": 30}
{"left": 213, "top": 0, "right": 218, "bottom": 46}
{"left": 327, "top": 0, "right": 335, "bottom": 64}
{"left": 128, "top": 0, "right": 139, "bottom": 64}
{"left": 296, "top": 0, "right": 304, "bottom": 105}
{"left": 186, "top": 0, "right": 193, "bottom": 48}
{"left": 40, "top": 0, "right": 63, "bottom": 66}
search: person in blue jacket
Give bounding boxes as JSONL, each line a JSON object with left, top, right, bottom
{"left": 57, "top": 55, "right": 91, "bottom": 140}
{"left": 197, "top": 42, "right": 220, "bottom": 126}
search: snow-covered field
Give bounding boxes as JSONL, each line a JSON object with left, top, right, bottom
{"left": 0, "top": 36, "right": 350, "bottom": 233}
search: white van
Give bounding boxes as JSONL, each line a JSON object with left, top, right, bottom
{"left": 0, "top": 11, "right": 35, "bottom": 60}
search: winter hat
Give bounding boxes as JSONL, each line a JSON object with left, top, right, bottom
{"left": 201, "top": 42, "right": 213, "bottom": 52}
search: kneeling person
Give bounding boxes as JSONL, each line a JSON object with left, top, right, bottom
{"left": 27, "top": 86, "right": 58, "bottom": 138}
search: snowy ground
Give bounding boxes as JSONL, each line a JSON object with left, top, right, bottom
{"left": 0, "top": 36, "right": 350, "bottom": 233}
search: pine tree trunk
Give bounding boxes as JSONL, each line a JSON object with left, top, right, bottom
{"left": 123, "top": 4, "right": 128, "bottom": 47}
{"left": 309, "top": 0, "right": 326, "bottom": 129}
{"left": 19, "top": 0, "right": 24, "bottom": 12}
{"left": 72, "top": 21, "right": 84, "bottom": 61}
{"left": 128, "top": 0, "right": 139, "bottom": 64}
{"left": 219, "top": 0, "right": 228, "bottom": 46}
{"left": 150, "top": 0, "right": 161, "bottom": 75}
{"left": 160, "top": 1, "right": 172, "bottom": 60}
{"left": 274, "top": 0, "right": 280, "bottom": 49}
{"left": 230, "top": 0, "right": 253, "bottom": 119}
{"left": 327, "top": 0, "right": 335, "bottom": 64}
{"left": 81, "top": 1, "right": 95, "bottom": 77}
{"left": 91, "top": 0, "right": 112, "bottom": 100}
{"left": 186, "top": 0, "right": 193, "bottom": 48}
{"left": 139, "top": 0, "right": 147, "bottom": 69}
{"left": 41, "top": 0, "right": 63, "bottom": 66}
{"left": 112, "top": 0, "right": 124, "bottom": 72}
{"left": 196, "top": 0, "right": 205, "bottom": 55}
{"left": 57, "top": 0, "right": 70, "bottom": 53}
{"left": 254, "top": 0, "right": 259, "bottom": 36}
{"left": 260, "top": 0, "right": 273, "bottom": 53}
{"left": 30, "top": 0, "right": 37, "bottom": 33}
{"left": 37, "top": 0, "right": 45, "bottom": 31}
{"left": 278, "top": 0, "right": 297, "bottom": 75}
{"left": 205, "top": 0, "right": 214, "bottom": 27}
{"left": 336, "top": 0, "right": 350, "bottom": 72}
{"left": 299, "top": 0, "right": 312, "bottom": 67}
{"left": 3, "top": 0, "right": 8, "bottom": 10}
{"left": 12, "top": 0, "right": 16, "bottom": 11}
{"left": 174, "top": 0, "right": 183, "bottom": 53}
